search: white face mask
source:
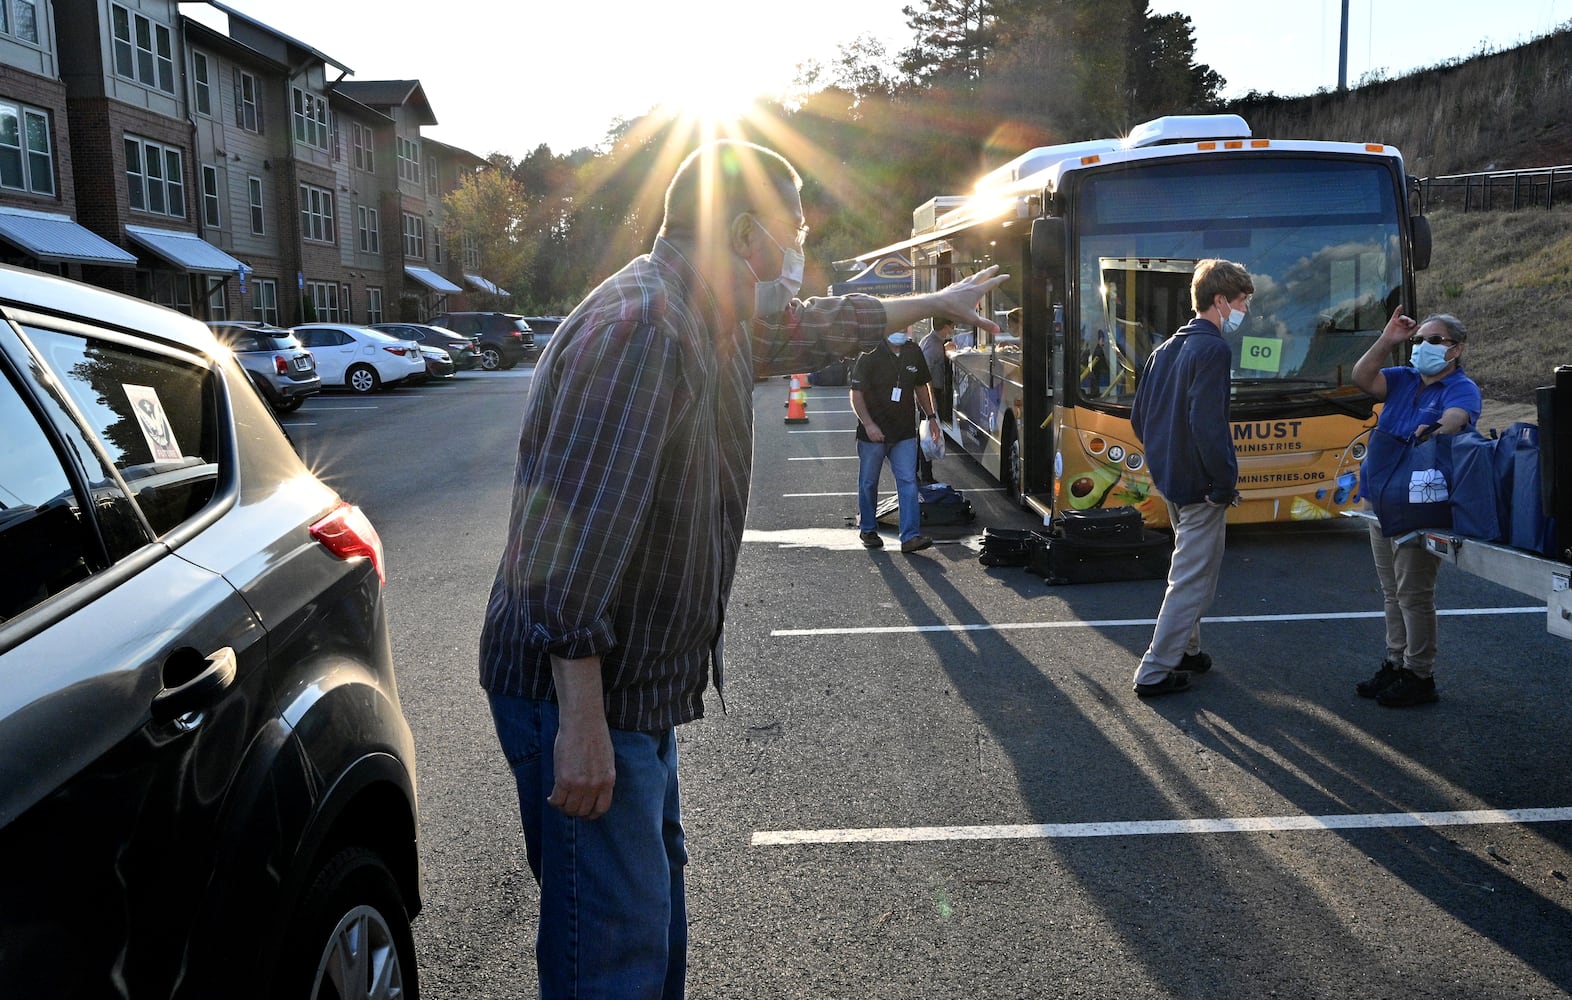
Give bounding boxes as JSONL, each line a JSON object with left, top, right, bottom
{"left": 747, "top": 219, "right": 805, "bottom": 319}
{"left": 1412, "top": 340, "right": 1452, "bottom": 376}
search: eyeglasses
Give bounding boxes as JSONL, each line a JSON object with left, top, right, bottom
{"left": 755, "top": 214, "right": 810, "bottom": 251}
{"left": 1409, "top": 335, "right": 1457, "bottom": 346}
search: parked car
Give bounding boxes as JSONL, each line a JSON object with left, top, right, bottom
{"left": 293, "top": 322, "right": 426, "bottom": 393}
{"left": 427, "top": 311, "right": 533, "bottom": 370}
{"left": 371, "top": 321, "right": 480, "bottom": 371}
{"left": 206, "top": 320, "right": 321, "bottom": 414}
{"left": 418, "top": 344, "right": 456, "bottom": 380}
{"left": 521, "top": 315, "right": 565, "bottom": 350}
{"left": 0, "top": 264, "right": 421, "bottom": 998}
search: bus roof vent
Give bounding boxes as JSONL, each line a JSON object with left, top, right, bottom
{"left": 1124, "top": 114, "right": 1252, "bottom": 149}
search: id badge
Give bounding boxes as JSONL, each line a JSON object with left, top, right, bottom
{"left": 890, "top": 387, "right": 902, "bottom": 402}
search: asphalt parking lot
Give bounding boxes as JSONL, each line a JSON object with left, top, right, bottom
{"left": 285, "top": 371, "right": 1572, "bottom": 999}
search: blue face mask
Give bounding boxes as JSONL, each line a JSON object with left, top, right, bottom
{"left": 1412, "top": 340, "right": 1452, "bottom": 376}
{"left": 887, "top": 332, "right": 908, "bottom": 346}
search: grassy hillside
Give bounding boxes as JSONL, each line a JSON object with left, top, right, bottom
{"left": 1418, "top": 208, "right": 1572, "bottom": 405}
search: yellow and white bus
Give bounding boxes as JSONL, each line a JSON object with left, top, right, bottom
{"left": 851, "top": 114, "right": 1431, "bottom": 527}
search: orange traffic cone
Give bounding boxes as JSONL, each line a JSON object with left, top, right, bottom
{"left": 784, "top": 374, "right": 810, "bottom": 424}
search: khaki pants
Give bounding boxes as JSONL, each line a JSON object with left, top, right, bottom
{"left": 1134, "top": 498, "right": 1229, "bottom": 686}
{"left": 1367, "top": 519, "right": 1442, "bottom": 678}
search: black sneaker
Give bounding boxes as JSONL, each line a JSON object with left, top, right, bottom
{"left": 1356, "top": 658, "right": 1402, "bottom": 698}
{"left": 1376, "top": 668, "right": 1438, "bottom": 708}
{"left": 1178, "top": 651, "right": 1212, "bottom": 674}
{"left": 860, "top": 530, "right": 883, "bottom": 548}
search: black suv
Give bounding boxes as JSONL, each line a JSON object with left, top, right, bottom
{"left": 0, "top": 266, "right": 421, "bottom": 998}
{"left": 428, "top": 311, "right": 533, "bottom": 370}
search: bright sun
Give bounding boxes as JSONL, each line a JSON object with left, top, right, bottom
{"left": 654, "top": 61, "right": 781, "bottom": 130}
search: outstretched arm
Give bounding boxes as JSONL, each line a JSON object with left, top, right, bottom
{"left": 881, "top": 266, "right": 1009, "bottom": 335}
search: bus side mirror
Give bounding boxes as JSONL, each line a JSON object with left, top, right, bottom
{"left": 1031, "top": 216, "right": 1065, "bottom": 275}
{"left": 1410, "top": 215, "right": 1432, "bottom": 271}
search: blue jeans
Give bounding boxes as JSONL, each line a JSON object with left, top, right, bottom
{"left": 858, "top": 436, "right": 921, "bottom": 541}
{"left": 488, "top": 694, "right": 688, "bottom": 1000}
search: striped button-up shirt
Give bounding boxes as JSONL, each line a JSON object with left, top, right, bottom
{"left": 479, "top": 239, "right": 887, "bottom": 731}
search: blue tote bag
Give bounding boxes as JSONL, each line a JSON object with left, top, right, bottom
{"left": 1362, "top": 427, "right": 1454, "bottom": 537}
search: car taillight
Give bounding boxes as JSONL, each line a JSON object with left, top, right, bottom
{"left": 309, "top": 502, "right": 386, "bottom": 584}
{"left": 383, "top": 346, "right": 408, "bottom": 357}
{"left": 274, "top": 355, "right": 289, "bottom": 374}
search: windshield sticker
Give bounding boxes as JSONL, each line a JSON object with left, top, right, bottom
{"left": 123, "top": 383, "right": 183, "bottom": 462}
{"left": 1240, "top": 336, "right": 1283, "bottom": 374}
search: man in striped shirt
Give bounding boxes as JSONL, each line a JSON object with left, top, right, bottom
{"left": 480, "top": 140, "right": 1005, "bottom": 999}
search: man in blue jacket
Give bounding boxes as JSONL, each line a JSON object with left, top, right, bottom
{"left": 1128, "top": 259, "right": 1252, "bottom": 696}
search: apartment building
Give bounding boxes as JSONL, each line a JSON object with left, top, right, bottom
{"left": 0, "top": 0, "right": 490, "bottom": 323}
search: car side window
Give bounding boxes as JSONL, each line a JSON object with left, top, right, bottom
{"left": 0, "top": 368, "right": 106, "bottom": 623}
{"left": 25, "top": 325, "right": 222, "bottom": 538}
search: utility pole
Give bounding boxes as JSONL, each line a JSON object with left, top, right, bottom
{"left": 1337, "top": 0, "right": 1350, "bottom": 91}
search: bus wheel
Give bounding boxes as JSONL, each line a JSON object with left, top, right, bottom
{"left": 1003, "top": 428, "right": 1025, "bottom": 509}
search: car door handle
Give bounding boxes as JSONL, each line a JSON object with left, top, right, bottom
{"left": 151, "top": 646, "right": 238, "bottom": 724}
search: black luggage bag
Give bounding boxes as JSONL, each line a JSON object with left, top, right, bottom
{"left": 876, "top": 483, "right": 975, "bottom": 526}
{"left": 1026, "top": 505, "right": 1172, "bottom": 584}
{"left": 1057, "top": 505, "right": 1143, "bottom": 541}
{"left": 979, "top": 527, "right": 1045, "bottom": 567}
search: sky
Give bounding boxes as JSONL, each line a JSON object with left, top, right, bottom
{"left": 187, "top": 0, "right": 1569, "bottom": 161}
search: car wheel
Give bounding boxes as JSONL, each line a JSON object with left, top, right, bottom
{"left": 284, "top": 846, "right": 418, "bottom": 1000}
{"left": 274, "top": 397, "right": 305, "bottom": 414}
{"left": 478, "top": 346, "right": 502, "bottom": 371}
{"left": 347, "top": 364, "right": 381, "bottom": 394}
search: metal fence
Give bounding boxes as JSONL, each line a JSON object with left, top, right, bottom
{"left": 1418, "top": 165, "right": 1572, "bottom": 212}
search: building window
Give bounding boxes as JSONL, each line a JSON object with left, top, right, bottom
{"left": 397, "top": 136, "right": 421, "bottom": 184}
{"left": 402, "top": 212, "right": 424, "bottom": 259}
{"left": 233, "top": 69, "right": 260, "bottom": 133}
{"left": 461, "top": 235, "right": 480, "bottom": 271}
{"left": 192, "top": 51, "right": 212, "bottom": 116}
{"left": 4, "top": 1, "right": 39, "bottom": 43}
{"left": 352, "top": 123, "right": 375, "bottom": 173}
{"left": 254, "top": 277, "right": 278, "bottom": 325}
{"left": 305, "top": 280, "right": 339, "bottom": 322}
{"left": 340, "top": 283, "right": 352, "bottom": 323}
{"left": 366, "top": 287, "right": 383, "bottom": 324}
{"left": 432, "top": 226, "right": 443, "bottom": 264}
{"left": 292, "top": 87, "right": 329, "bottom": 150}
{"left": 200, "top": 164, "right": 220, "bottom": 228}
{"left": 247, "top": 175, "right": 264, "bottom": 234}
{"left": 299, "top": 183, "right": 335, "bottom": 243}
{"left": 125, "top": 136, "right": 185, "bottom": 218}
{"left": 0, "top": 100, "right": 53, "bottom": 196}
{"left": 136, "top": 268, "right": 193, "bottom": 315}
{"left": 357, "top": 205, "right": 380, "bottom": 254}
{"left": 111, "top": 4, "right": 175, "bottom": 94}
{"left": 425, "top": 152, "right": 438, "bottom": 195}
{"left": 206, "top": 276, "right": 227, "bottom": 320}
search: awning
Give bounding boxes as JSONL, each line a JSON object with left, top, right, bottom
{"left": 125, "top": 225, "right": 246, "bottom": 274}
{"left": 463, "top": 272, "right": 511, "bottom": 296}
{"left": 405, "top": 265, "right": 462, "bottom": 294}
{"left": 0, "top": 207, "right": 137, "bottom": 267}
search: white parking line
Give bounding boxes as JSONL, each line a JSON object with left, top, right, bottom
{"left": 770, "top": 607, "right": 1543, "bottom": 637}
{"left": 752, "top": 806, "right": 1572, "bottom": 847}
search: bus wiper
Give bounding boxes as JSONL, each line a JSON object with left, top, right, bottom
{"left": 1232, "top": 378, "right": 1335, "bottom": 388}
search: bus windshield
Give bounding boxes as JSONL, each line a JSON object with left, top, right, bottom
{"left": 1071, "top": 156, "right": 1403, "bottom": 409}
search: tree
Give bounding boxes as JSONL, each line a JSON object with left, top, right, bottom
{"left": 899, "top": 0, "right": 1000, "bottom": 86}
{"left": 442, "top": 169, "right": 533, "bottom": 307}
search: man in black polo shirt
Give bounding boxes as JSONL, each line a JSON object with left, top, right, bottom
{"left": 851, "top": 329, "right": 939, "bottom": 553}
